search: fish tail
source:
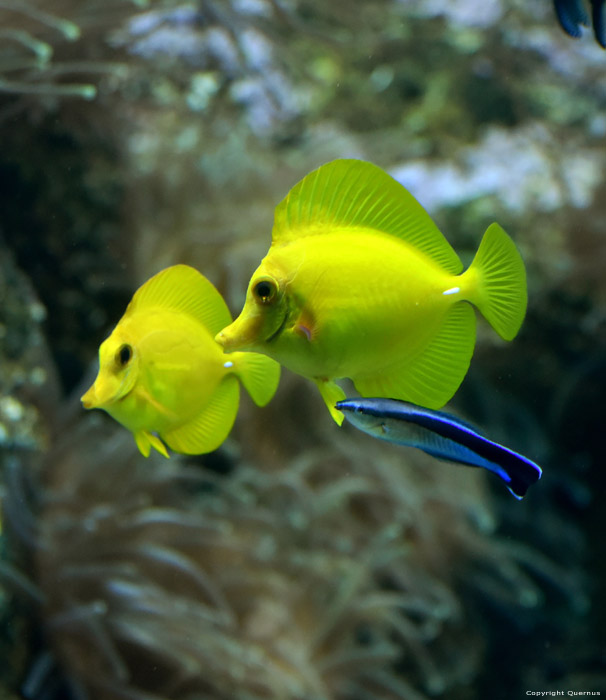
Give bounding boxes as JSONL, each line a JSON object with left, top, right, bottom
{"left": 497, "top": 448, "right": 543, "bottom": 500}
{"left": 461, "top": 223, "right": 527, "bottom": 341}
{"left": 232, "top": 352, "right": 281, "bottom": 406}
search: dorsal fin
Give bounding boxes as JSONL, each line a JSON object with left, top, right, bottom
{"left": 126, "top": 264, "right": 232, "bottom": 334}
{"left": 272, "top": 159, "right": 462, "bottom": 273}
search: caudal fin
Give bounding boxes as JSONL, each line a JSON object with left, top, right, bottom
{"left": 233, "top": 351, "right": 281, "bottom": 406}
{"left": 463, "top": 223, "right": 527, "bottom": 341}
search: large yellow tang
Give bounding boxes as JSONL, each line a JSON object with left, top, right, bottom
{"left": 216, "top": 159, "right": 527, "bottom": 425}
{"left": 81, "top": 265, "right": 280, "bottom": 457}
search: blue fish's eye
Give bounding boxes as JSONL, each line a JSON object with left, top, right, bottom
{"left": 116, "top": 343, "right": 132, "bottom": 367}
{"left": 253, "top": 278, "right": 277, "bottom": 304}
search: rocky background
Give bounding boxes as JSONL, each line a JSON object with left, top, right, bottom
{"left": 0, "top": 1, "right": 604, "bottom": 698}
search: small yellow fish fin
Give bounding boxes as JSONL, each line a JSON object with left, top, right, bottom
{"left": 272, "top": 159, "right": 463, "bottom": 273}
{"left": 162, "top": 376, "right": 239, "bottom": 454}
{"left": 127, "top": 264, "right": 232, "bottom": 335}
{"left": 232, "top": 351, "right": 281, "bottom": 406}
{"left": 314, "top": 378, "right": 347, "bottom": 425}
{"left": 134, "top": 430, "right": 170, "bottom": 458}
{"left": 354, "top": 303, "right": 476, "bottom": 409}
{"left": 462, "top": 223, "right": 527, "bottom": 341}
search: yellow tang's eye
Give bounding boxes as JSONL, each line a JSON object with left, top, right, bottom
{"left": 252, "top": 277, "right": 277, "bottom": 304}
{"left": 115, "top": 343, "right": 133, "bottom": 367}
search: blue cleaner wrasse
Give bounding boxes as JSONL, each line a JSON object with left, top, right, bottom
{"left": 81, "top": 265, "right": 280, "bottom": 458}
{"left": 216, "top": 159, "right": 528, "bottom": 425}
{"left": 337, "top": 397, "right": 542, "bottom": 499}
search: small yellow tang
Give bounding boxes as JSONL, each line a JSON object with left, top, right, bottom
{"left": 216, "top": 159, "right": 527, "bottom": 425}
{"left": 81, "top": 265, "right": 280, "bottom": 457}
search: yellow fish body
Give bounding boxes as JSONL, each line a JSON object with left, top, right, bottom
{"left": 81, "top": 265, "right": 280, "bottom": 457}
{"left": 216, "top": 159, "right": 527, "bottom": 425}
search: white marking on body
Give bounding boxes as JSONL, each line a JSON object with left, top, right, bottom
{"left": 442, "top": 286, "right": 460, "bottom": 296}
{"left": 223, "top": 361, "right": 234, "bottom": 368}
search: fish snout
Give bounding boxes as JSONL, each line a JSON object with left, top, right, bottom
{"left": 80, "top": 384, "right": 97, "bottom": 409}
{"left": 215, "top": 319, "right": 256, "bottom": 352}
{"left": 214, "top": 328, "right": 233, "bottom": 351}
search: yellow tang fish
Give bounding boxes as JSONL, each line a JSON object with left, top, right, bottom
{"left": 216, "top": 159, "right": 527, "bottom": 425}
{"left": 81, "top": 265, "right": 280, "bottom": 457}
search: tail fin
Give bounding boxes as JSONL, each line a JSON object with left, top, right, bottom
{"left": 232, "top": 351, "right": 281, "bottom": 406}
{"left": 463, "top": 223, "right": 527, "bottom": 341}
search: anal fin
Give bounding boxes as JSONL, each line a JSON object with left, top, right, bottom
{"left": 354, "top": 303, "right": 476, "bottom": 409}
{"left": 163, "top": 376, "right": 240, "bottom": 454}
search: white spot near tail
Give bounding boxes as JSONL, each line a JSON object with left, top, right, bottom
{"left": 223, "top": 361, "right": 234, "bottom": 368}
{"left": 443, "top": 286, "right": 460, "bottom": 296}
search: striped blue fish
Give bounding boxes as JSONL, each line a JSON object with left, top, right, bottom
{"left": 337, "top": 398, "right": 542, "bottom": 499}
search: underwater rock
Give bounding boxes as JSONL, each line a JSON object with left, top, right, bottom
{"left": 0, "top": 240, "right": 60, "bottom": 696}
{"left": 0, "top": 240, "right": 59, "bottom": 456}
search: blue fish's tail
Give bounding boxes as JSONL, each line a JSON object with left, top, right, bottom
{"left": 397, "top": 413, "right": 542, "bottom": 500}
{"left": 453, "top": 436, "right": 542, "bottom": 500}
{"left": 554, "top": 0, "right": 606, "bottom": 48}
{"left": 554, "top": 0, "right": 589, "bottom": 37}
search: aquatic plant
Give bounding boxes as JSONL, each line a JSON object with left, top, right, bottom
{"left": 0, "top": 0, "right": 146, "bottom": 114}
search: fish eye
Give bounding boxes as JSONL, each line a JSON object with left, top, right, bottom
{"left": 253, "top": 278, "right": 277, "bottom": 304}
{"left": 116, "top": 343, "right": 133, "bottom": 367}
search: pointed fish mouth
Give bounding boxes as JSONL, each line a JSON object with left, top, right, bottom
{"left": 215, "top": 318, "right": 258, "bottom": 352}
{"left": 216, "top": 309, "right": 287, "bottom": 351}
{"left": 80, "top": 385, "right": 97, "bottom": 409}
{"left": 215, "top": 326, "right": 245, "bottom": 352}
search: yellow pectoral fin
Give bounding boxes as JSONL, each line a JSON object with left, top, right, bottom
{"left": 314, "top": 379, "right": 346, "bottom": 426}
{"left": 134, "top": 430, "right": 169, "bottom": 458}
{"left": 232, "top": 351, "right": 281, "bottom": 407}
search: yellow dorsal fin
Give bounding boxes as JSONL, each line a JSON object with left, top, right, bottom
{"left": 272, "top": 159, "right": 462, "bottom": 274}
{"left": 354, "top": 303, "right": 476, "bottom": 409}
{"left": 126, "top": 264, "right": 232, "bottom": 335}
{"left": 232, "top": 351, "right": 281, "bottom": 406}
{"left": 162, "top": 375, "right": 239, "bottom": 454}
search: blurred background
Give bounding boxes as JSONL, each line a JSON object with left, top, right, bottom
{"left": 0, "top": 1, "right": 604, "bottom": 698}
